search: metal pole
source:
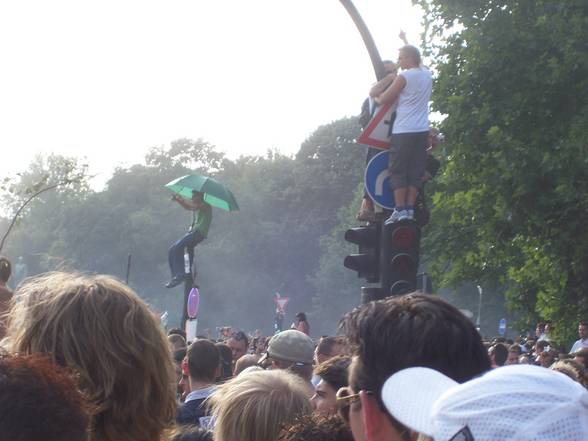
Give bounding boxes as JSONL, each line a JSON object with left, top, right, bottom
{"left": 125, "top": 254, "right": 132, "bottom": 284}
{"left": 476, "top": 285, "right": 483, "bottom": 328}
{"left": 338, "top": 0, "right": 386, "bottom": 80}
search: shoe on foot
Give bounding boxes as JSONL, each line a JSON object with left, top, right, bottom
{"left": 406, "top": 209, "right": 414, "bottom": 220}
{"left": 385, "top": 209, "right": 406, "bottom": 225}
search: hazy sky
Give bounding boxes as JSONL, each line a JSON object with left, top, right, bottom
{"left": 0, "top": 1, "right": 424, "bottom": 186}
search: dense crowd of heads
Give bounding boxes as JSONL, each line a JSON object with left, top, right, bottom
{"left": 0, "top": 265, "right": 587, "bottom": 441}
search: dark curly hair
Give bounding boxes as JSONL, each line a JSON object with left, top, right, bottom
{"left": 340, "top": 293, "right": 491, "bottom": 411}
{"left": 278, "top": 414, "right": 353, "bottom": 441}
{"left": 0, "top": 353, "right": 90, "bottom": 441}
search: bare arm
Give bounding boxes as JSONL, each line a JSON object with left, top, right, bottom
{"left": 172, "top": 195, "right": 200, "bottom": 211}
{"left": 369, "top": 73, "right": 397, "bottom": 98}
{"left": 375, "top": 75, "right": 406, "bottom": 106}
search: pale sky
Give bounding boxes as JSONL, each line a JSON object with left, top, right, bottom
{"left": 0, "top": 1, "right": 424, "bottom": 188}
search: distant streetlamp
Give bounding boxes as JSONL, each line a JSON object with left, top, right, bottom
{"left": 476, "top": 285, "right": 483, "bottom": 330}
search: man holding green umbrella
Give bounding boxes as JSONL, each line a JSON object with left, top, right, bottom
{"left": 166, "top": 190, "right": 212, "bottom": 288}
{"left": 164, "top": 174, "right": 239, "bottom": 289}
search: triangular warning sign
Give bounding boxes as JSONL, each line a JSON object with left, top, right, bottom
{"left": 275, "top": 297, "right": 290, "bottom": 312}
{"left": 357, "top": 102, "right": 395, "bottom": 150}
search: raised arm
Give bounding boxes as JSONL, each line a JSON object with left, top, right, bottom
{"left": 172, "top": 194, "right": 200, "bottom": 211}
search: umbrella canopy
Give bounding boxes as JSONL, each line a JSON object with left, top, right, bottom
{"left": 165, "top": 174, "right": 239, "bottom": 212}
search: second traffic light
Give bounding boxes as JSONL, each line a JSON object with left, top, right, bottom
{"left": 380, "top": 222, "right": 421, "bottom": 296}
{"left": 343, "top": 223, "right": 380, "bottom": 283}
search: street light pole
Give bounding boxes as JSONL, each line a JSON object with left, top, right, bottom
{"left": 476, "top": 285, "right": 483, "bottom": 330}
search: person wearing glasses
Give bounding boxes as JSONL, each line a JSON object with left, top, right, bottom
{"left": 310, "top": 356, "right": 351, "bottom": 416}
{"left": 337, "top": 293, "right": 491, "bottom": 441}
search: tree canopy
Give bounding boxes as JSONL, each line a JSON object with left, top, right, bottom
{"left": 417, "top": 0, "right": 588, "bottom": 343}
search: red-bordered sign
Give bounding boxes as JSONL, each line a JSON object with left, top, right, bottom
{"left": 357, "top": 102, "right": 395, "bottom": 150}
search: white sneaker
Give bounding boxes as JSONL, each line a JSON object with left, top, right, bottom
{"left": 385, "top": 209, "right": 406, "bottom": 225}
{"left": 406, "top": 209, "right": 414, "bottom": 220}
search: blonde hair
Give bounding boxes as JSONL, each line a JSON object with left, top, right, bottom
{"left": 210, "top": 369, "right": 312, "bottom": 441}
{"left": 3, "top": 272, "right": 176, "bottom": 441}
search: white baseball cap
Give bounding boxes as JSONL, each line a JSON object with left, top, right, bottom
{"left": 381, "top": 364, "right": 588, "bottom": 441}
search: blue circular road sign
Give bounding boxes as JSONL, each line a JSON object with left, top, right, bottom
{"left": 365, "top": 150, "right": 395, "bottom": 210}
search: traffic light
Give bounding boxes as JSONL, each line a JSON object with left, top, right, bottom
{"left": 380, "top": 222, "right": 421, "bottom": 296}
{"left": 343, "top": 223, "right": 380, "bottom": 283}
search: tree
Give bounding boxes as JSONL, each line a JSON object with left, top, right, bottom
{"left": 0, "top": 155, "right": 90, "bottom": 258}
{"left": 416, "top": 0, "right": 588, "bottom": 344}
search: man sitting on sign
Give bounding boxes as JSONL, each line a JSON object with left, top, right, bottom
{"left": 374, "top": 44, "right": 432, "bottom": 224}
{"left": 166, "top": 190, "right": 212, "bottom": 288}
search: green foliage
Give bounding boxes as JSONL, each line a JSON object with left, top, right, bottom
{"left": 0, "top": 117, "right": 366, "bottom": 334}
{"left": 416, "top": 0, "right": 588, "bottom": 345}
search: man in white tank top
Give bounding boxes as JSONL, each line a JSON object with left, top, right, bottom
{"left": 374, "top": 45, "right": 432, "bottom": 224}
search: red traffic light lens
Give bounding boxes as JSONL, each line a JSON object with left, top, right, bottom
{"left": 391, "top": 227, "right": 415, "bottom": 250}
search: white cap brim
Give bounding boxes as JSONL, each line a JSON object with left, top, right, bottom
{"left": 381, "top": 367, "right": 458, "bottom": 437}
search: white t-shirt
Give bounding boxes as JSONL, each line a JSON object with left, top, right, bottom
{"left": 570, "top": 338, "right": 588, "bottom": 353}
{"left": 392, "top": 67, "right": 432, "bottom": 134}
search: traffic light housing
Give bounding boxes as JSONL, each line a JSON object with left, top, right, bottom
{"left": 343, "top": 224, "right": 380, "bottom": 283}
{"left": 380, "top": 221, "right": 421, "bottom": 296}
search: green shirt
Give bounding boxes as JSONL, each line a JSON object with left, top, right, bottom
{"left": 191, "top": 202, "right": 212, "bottom": 237}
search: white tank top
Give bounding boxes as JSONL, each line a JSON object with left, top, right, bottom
{"left": 392, "top": 67, "right": 432, "bottom": 134}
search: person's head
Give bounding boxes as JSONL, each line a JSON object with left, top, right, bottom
{"left": 506, "top": 344, "right": 521, "bottom": 365}
{"left": 187, "top": 339, "right": 220, "bottom": 386}
{"left": 551, "top": 359, "right": 585, "bottom": 385}
{"left": 489, "top": 343, "right": 508, "bottom": 367}
{"left": 579, "top": 321, "right": 588, "bottom": 340}
{"left": 311, "top": 356, "right": 351, "bottom": 416}
{"left": 168, "top": 327, "right": 187, "bottom": 341}
{"left": 227, "top": 330, "right": 249, "bottom": 362}
{"left": 278, "top": 414, "right": 354, "bottom": 441}
{"left": 535, "top": 339, "right": 550, "bottom": 355}
{"left": 191, "top": 190, "right": 203, "bottom": 203}
{"left": 339, "top": 293, "right": 490, "bottom": 441}
{"left": 535, "top": 322, "right": 546, "bottom": 337}
{"left": 0, "top": 256, "right": 11, "bottom": 284}
{"left": 382, "top": 60, "right": 398, "bottom": 76}
{"left": 315, "top": 336, "right": 348, "bottom": 365}
{"left": 215, "top": 342, "right": 233, "bottom": 381}
{"left": 296, "top": 312, "right": 308, "bottom": 323}
{"left": 398, "top": 45, "right": 421, "bottom": 69}
{"left": 210, "top": 369, "right": 312, "bottom": 441}
{"left": 0, "top": 353, "right": 90, "bottom": 441}
{"left": 261, "top": 329, "right": 315, "bottom": 382}
{"left": 544, "top": 321, "right": 553, "bottom": 334}
{"left": 234, "top": 353, "right": 260, "bottom": 376}
{"left": 382, "top": 364, "right": 588, "bottom": 441}
{"left": 538, "top": 350, "right": 556, "bottom": 368}
{"left": 4, "top": 272, "right": 176, "bottom": 441}
{"left": 168, "top": 333, "right": 187, "bottom": 353}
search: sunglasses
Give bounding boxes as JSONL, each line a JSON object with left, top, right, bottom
{"left": 336, "top": 387, "right": 373, "bottom": 424}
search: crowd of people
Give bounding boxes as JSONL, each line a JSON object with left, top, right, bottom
{"left": 0, "top": 263, "right": 587, "bottom": 441}
{"left": 1, "top": 42, "right": 587, "bottom": 441}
